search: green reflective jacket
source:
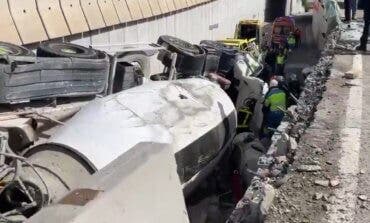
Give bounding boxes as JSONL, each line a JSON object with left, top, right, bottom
{"left": 264, "top": 87, "right": 286, "bottom": 111}
{"left": 288, "top": 36, "right": 296, "bottom": 45}
{"left": 276, "top": 54, "right": 285, "bottom": 65}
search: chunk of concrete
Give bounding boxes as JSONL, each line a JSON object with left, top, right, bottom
{"left": 297, "top": 165, "right": 322, "bottom": 172}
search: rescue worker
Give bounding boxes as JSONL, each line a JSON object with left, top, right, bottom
{"left": 275, "top": 48, "right": 286, "bottom": 76}
{"left": 344, "top": 0, "right": 352, "bottom": 22}
{"left": 287, "top": 32, "right": 296, "bottom": 52}
{"left": 262, "top": 79, "right": 286, "bottom": 138}
{"left": 356, "top": 0, "right": 370, "bottom": 51}
{"left": 352, "top": 0, "right": 358, "bottom": 20}
{"left": 264, "top": 47, "right": 277, "bottom": 73}
{"left": 294, "top": 28, "right": 301, "bottom": 47}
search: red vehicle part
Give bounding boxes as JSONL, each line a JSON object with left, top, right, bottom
{"left": 271, "top": 16, "right": 296, "bottom": 46}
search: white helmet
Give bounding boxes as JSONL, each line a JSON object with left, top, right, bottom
{"left": 269, "top": 79, "right": 279, "bottom": 87}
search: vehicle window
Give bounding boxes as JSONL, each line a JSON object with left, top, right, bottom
{"left": 240, "top": 25, "right": 256, "bottom": 39}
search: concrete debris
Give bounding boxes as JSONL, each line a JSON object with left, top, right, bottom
{"left": 326, "top": 161, "right": 333, "bottom": 165}
{"left": 302, "top": 67, "right": 315, "bottom": 77}
{"left": 329, "top": 178, "right": 340, "bottom": 187}
{"left": 322, "top": 204, "right": 329, "bottom": 211}
{"left": 314, "top": 180, "right": 330, "bottom": 187}
{"left": 227, "top": 178, "right": 266, "bottom": 223}
{"left": 297, "top": 165, "right": 322, "bottom": 172}
{"left": 313, "top": 193, "right": 324, "bottom": 200}
{"left": 288, "top": 137, "right": 298, "bottom": 152}
{"left": 358, "top": 195, "right": 368, "bottom": 202}
{"left": 232, "top": 25, "right": 340, "bottom": 223}
{"left": 344, "top": 73, "right": 355, "bottom": 79}
{"left": 260, "top": 184, "right": 276, "bottom": 217}
{"left": 275, "top": 156, "right": 287, "bottom": 164}
{"left": 359, "top": 169, "right": 366, "bottom": 174}
{"left": 287, "top": 106, "right": 299, "bottom": 122}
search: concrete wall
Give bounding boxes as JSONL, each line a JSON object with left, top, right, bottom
{"left": 287, "top": 0, "right": 306, "bottom": 15}
{"left": 69, "top": 0, "right": 266, "bottom": 47}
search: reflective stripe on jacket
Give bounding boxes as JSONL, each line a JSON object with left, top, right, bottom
{"left": 288, "top": 36, "right": 296, "bottom": 45}
{"left": 264, "top": 87, "right": 286, "bottom": 111}
{"left": 276, "top": 55, "right": 285, "bottom": 65}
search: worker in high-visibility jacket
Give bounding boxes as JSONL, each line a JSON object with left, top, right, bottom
{"left": 262, "top": 79, "right": 286, "bottom": 138}
{"left": 275, "top": 49, "right": 286, "bottom": 76}
{"left": 287, "top": 32, "right": 296, "bottom": 52}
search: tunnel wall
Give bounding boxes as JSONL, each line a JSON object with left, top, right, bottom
{"left": 69, "top": 0, "right": 266, "bottom": 47}
{"left": 265, "top": 0, "right": 305, "bottom": 22}
{"left": 0, "top": 0, "right": 266, "bottom": 47}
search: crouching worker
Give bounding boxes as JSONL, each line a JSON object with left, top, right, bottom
{"left": 261, "top": 79, "right": 287, "bottom": 138}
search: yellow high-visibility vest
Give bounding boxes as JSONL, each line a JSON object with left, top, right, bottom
{"left": 288, "top": 36, "right": 296, "bottom": 45}
{"left": 276, "top": 55, "right": 285, "bottom": 65}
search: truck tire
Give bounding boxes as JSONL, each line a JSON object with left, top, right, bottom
{"left": 0, "top": 42, "right": 34, "bottom": 56}
{"left": 200, "top": 40, "right": 238, "bottom": 74}
{"left": 157, "top": 35, "right": 206, "bottom": 76}
{"left": 157, "top": 35, "right": 201, "bottom": 55}
{"left": 37, "top": 42, "right": 98, "bottom": 59}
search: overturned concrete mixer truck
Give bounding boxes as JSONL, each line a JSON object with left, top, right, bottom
{"left": 0, "top": 35, "right": 266, "bottom": 221}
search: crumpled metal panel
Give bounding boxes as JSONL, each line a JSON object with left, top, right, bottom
{"left": 8, "top": 0, "right": 48, "bottom": 44}
{"left": 60, "top": 0, "right": 90, "bottom": 34}
{"left": 36, "top": 0, "right": 71, "bottom": 39}
{"left": 0, "top": 0, "right": 22, "bottom": 44}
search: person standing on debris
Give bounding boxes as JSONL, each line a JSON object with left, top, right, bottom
{"left": 261, "top": 79, "right": 286, "bottom": 138}
{"left": 265, "top": 47, "right": 276, "bottom": 73}
{"left": 294, "top": 28, "right": 301, "bottom": 47}
{"left": 275, "top": 48, "right": 286, "bottom": 76}
{"left": 356, "top": 0, "right": 370, "bottom": 51}
{"left": 287, "top": 32, "right": 296, "bottom": 52}
{"left": 344, "top": 0, "right": 352, "bottom": 22}
{"left": 352, "top": 0, "right": 358, "bottom": 20}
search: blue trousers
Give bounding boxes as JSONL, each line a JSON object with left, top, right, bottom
{"left": 263, "top": 111, "right": 284, "bottom": 138}
{"left": 352, "top": 0, "right": 357, "bottom": 17}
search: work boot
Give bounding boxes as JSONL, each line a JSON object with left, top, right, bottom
{"left": 356, "top": 45, "right": 367, "bottom": 52}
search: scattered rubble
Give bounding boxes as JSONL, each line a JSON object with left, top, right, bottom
{"left": 314, "top": 180, "right": 330, "bottom": 187}
{"left": 329, "top": 178, "right": 340, "bottom": 187}
{"left": 297, "top": 165, "right": 322, "bottom": 172}
{"left": 313, "top": 193, "right": 324, "bottom": 200}
{"left": 358, "top": 195, "right": 368, "bottom": 202}
{"left": 239, "top": 28, "right": 340, "bottom": 222}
